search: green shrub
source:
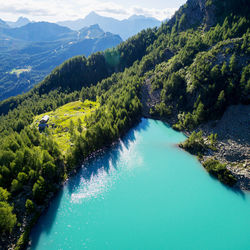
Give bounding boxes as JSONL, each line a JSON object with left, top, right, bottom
{"left": 32, "top": 176, "right": 46, "bottom": 204}
{"left": 11, "top": 179, "right": 23, "bottom": 194}
{"left": 203, "top": 159, "right": 237, "bottom": 186}
{"left": 0, "top": 187, "right": 10, "bottom": 201}
{"left": 25, "top": 199, "right": 35, "bottom": 214}
{"left": 0, "top": 201, "right": 17, "bottom": 233}
{"left": 180, "top": 131, "right": 206, "bottom": 154}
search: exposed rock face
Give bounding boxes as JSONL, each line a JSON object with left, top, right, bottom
{"left": 141, "top": 79, "right": 250, "bottom": 190}
{"left": 141, "top": 78, "right": 161, "bottom": 117}
{"left": 167, "top": 0, "right": 216, "bottom": 30}
{"left": 200, "top": 105, "right": 250, "bottom": 190}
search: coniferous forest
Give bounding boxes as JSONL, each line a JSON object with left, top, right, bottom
{"left": 0, "top": 0, "right": 249, "bottom": 248}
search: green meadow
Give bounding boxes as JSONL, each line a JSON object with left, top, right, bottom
{"left": 33, "top": 100, "right": 99, "bottom": 153}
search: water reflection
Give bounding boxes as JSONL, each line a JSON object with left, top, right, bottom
{"left": 30, "top": 118, "right": 149, "bottom": 248}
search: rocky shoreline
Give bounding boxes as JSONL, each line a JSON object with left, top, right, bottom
{"left": 198, "top": 105, "right": 250, "bottom": 190}
{"left": 141, "top": 81, "right": 250, "bottom": 191}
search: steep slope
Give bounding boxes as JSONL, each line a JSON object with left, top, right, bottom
{"left": 0, "top": 0, "right": 249, "bottom": 249}
{"left": 58, "top": 12, "right": 161, "bottom": 40}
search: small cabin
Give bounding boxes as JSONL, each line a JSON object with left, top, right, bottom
{"left": 40, "top": 115, "right": 49, "bottom": 124}
{"left": 38, "top": 115, "right": 49, "bottom": 131}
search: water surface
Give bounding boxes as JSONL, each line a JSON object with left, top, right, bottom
{"left": 30, "top": 119, "right": 250, "bottom": 250}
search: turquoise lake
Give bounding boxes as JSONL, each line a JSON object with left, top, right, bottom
{"left": 30, "top": 119, "right": 250, "bottom": 250}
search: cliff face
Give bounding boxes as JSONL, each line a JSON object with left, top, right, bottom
{"left": 167, "top": 0, "right": 215, "bottom": 31}
{"left": 168, "top": 0, "right": 250, "bottom": 31}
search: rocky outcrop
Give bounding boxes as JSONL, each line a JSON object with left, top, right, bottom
{"left": 167, "top": 0, "right": 216, "bottom": 31}
{"left": 200, "top": 105, "right": 250, "bottom": 190}
{"left": 141, "top": 78, "right": 250, "bottom": 190}
{"left": 141, "top": 78, "right": 161, "bottom": 117}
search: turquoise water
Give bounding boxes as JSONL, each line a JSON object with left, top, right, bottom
{"left": 30, "top": 119, "right": 250, "bottom": 250}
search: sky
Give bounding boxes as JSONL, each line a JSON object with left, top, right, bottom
{"left": 0, "top": 0, "right": 186, "bottom": 22}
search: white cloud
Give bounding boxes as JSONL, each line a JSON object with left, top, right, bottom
{"left": 0, "top": 0, "right": 177, "bottom": 22}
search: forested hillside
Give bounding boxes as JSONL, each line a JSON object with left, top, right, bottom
{"left": 0, "top": 0, "right": 249, "bottom": 249}
{"left": 0, "top": 23, "right": 122, "bottom": 101}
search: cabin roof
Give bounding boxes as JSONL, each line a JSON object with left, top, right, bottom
{"left": 40, "top": 115, "right": 49, "bottom": 123}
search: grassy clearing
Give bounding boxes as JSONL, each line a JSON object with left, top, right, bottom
{"left": 33, "top": 100, "right": 99, "bottom": 154}
{"left": 9, "top": 67, "right": 32, "bottom": 77}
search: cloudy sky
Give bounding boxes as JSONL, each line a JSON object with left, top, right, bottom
{"left": 0, "top": 0, "right": 186, "bottom": 22}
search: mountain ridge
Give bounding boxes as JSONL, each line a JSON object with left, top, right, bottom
{"left": 6, "top": 17, "right": 30, "bottom": 28}
{"left": 0, "top": 23, "right": 122, "bottom": 101}
{"left": 58, "top": 11, "right": 162, "bottom": 40}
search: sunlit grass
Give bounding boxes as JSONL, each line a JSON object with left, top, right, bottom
{"left": 33, "top": 100, "right": 99, "bottom": 154}
{"left": 9, "top": 66, "right": 32, "bottom": 77}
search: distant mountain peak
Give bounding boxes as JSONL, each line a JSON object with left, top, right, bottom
{"left": 0, "top": 18, "right": 9, "bottom": 28}
{"left": 87, "top": 11, "right": 99, "bottom": 16}
{"left": 58, "top": 12, "right": 161, "bottom": 40}
{"left": 6, "top": 16, "right": 30, "bottom": 28}
{"left": 85, "top": 11, "right": 101, "bottom": 19}
{"left": 129, "top": 14, "right": 147, "bottom": 20}
{"left": 16, "top": 17, "right": 30, "bottom": 23}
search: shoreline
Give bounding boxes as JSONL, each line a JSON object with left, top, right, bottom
{"left": 10, "top": 115, "right": 250, "bottom": 249}
{"left": 148, "top": 112, "right": 249, "bottom": 191}
{"left": 6, "top": 109, "right": 249, "bottom": 249}
{"left": 141, "top": 80, "right": 249, "bottom": 191}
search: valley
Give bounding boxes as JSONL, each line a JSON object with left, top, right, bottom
{"left": 0, "top": 23, "right": 122, "bottom": 101}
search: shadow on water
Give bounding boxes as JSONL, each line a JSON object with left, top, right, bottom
{"left": 30, "top": 189, "right": 64, "bottom": 249}
{"left": 223, "top": 182, "right": 246, "bottom": 199}
{"left": 67, "top": 118, "right": 149, "bottom": 195}
{"left": 30, "top": 118, "right": 149, "bottom": 248}
{"left": 208, "top": 173, "right": 246, "bottom": 199}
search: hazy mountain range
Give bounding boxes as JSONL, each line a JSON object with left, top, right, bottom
{"left": 6, "top": 17, "right": 30, "bottom": 28}
{"left": 0, "top": 23, "right": 122, "bottom": 100}
{"left": 58, "top": 11, "right": 162, "bottom": 40}
{"left": 0, "top": 13, "right": 162, "bottom": 100}
{"left": 2, "top": 12, "right": 162, "bottom": 40}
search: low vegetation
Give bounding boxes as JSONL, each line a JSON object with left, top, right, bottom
{"left": 33, "top": 100, "right": 99, "bottom": 154}
{"left": 180, "top": 130, "right": 237, "bottom": 187}
{"left": 180, "top": 131, "right": 217, "bottom": 155}
{"left": 203, "top": 159, "right": 237, "bottom": 186}
{"left": 9, "top": 67, "right": 32, "bottom": 77}
{"left": 180, "top": 131, "right": 206, "bottom": 155}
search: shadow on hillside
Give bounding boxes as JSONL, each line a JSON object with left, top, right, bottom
{"left": 29, "top": 118, "right": 149, "bottom": 248}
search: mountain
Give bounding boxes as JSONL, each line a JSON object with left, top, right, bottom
{"left": 0, "top": 0, "right": 249, "bottom": 249}
{"left": 58, "top": 12, "right": 161, "bottom": 40}
{"left": 1, "top": 22, "right": 76, "bottom": 42}
{"left": 6, "top": 17, "right": 30, "bottom": 28}
{"left": 79, "top": 24, "right": 106, "bottom": 39}
{"left": 0, "top": 19, "right": 9, "bottom": 28}
{"left": 0, "top": 23, "right": 122, "bottom": 100}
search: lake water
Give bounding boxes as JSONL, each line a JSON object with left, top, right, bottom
{"left": 30, "top": 119, "right": 250, "bottom": 250}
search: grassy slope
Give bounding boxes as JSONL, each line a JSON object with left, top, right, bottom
{"left": 33, "top": 100, "right": 99, "bottom": 154}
